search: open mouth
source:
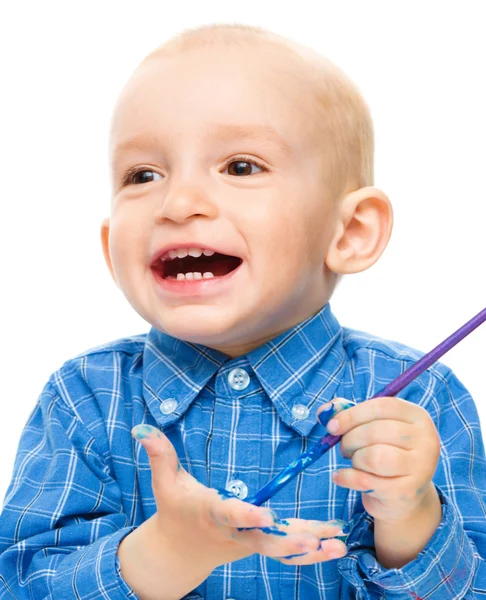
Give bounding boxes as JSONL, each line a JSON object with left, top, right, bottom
{"left": 153, "top": 251, "right": 243, "bottom": 281}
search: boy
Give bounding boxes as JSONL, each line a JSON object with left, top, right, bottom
{"left": 0, "top": 22, "right": 485, "bottom": 600}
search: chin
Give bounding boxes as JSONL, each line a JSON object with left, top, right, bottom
{"left": 156, "top": 309, "right": 243, "bottom": 347}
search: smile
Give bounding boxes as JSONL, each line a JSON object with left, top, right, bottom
{"left": 153, "top": 247, "right": 243, "bottom": 281}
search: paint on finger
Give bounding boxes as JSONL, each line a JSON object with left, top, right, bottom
{"left": 317, "top": 403, "right": 337, "bottom": 428}
{"left": 216, "top": 488, "right": 238, "bottom": 500}
{"left": 280, "top": 551, "right": 308, "bottom": 559}
{"left": 132, "top": 424, "right": 162, "bottom": 439}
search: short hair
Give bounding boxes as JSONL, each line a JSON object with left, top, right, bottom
{"left": 141, "top": 23, "right": 374, "bottom": 203}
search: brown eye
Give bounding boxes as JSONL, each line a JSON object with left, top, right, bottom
{"left": 129, "top": 170, "right": 162, "bottom": 185}
{"left": 225, "top": 159, "right": 264, "bottom": 176}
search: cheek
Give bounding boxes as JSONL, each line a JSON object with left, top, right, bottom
{"left": 109, "top": 217, "right": 144, "bottom": 272}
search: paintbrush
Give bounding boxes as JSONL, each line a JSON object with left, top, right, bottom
{"left": 246, "top": 306, "right": 486, "bottom": 506}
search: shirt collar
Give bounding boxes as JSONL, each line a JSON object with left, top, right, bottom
{"left": 142, "top": 303, "right": 345, "bottom": 435}
{"left": 245, "top": 303, "right": 345, "bottom": 435}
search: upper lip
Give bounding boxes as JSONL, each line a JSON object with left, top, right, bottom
{"left": 150, "top": 243, "right": 242, "bottom": 266}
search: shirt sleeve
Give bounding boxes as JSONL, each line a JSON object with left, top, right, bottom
{"left": 337, "top": 369, "right": 486, "bottom": 599}
{"left": 0, "top": 378, "right": 140, "bottom": 600}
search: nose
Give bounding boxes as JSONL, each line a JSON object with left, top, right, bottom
{"left": 154, "top": 181, "right": 219, "bottom": 224}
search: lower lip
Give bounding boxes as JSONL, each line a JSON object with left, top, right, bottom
{"left": 151, "top": 262, "right": 244, "bottom": 297}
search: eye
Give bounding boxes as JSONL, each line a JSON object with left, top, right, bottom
{"left": 224, "top": 156, "right": 266, "bottom": 176}
{"left": 123, "top": 168, "right": 163, "bottom": 185}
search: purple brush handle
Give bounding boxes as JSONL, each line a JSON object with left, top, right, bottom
{"left": 248, "top": 306, "right": 486, "bottom": 506}
{"left": 321, "top": 306, "right": 486, "bottom": 453}
{"left": 375, "top": 306, "right": 486, "bottom": 397}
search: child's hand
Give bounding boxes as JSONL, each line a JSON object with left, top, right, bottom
{"left": 131, "top": 424, "right": 348, "bottom": 568}
{"left": 316, "top": 397, "right": 441, "bottom": 523}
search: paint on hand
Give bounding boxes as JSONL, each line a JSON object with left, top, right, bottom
{"left": 132, "top": 424, "right": 162, "bottom": 439}
{"left": 318, "top": 399, "right": 355, "bottom": 430}
{"left": 258, "top": 526, "right": 287, "bottom": 536}
{"left": 217, "top": 488, "right": 238, "bottom": 500}
{"left": 317, "top": 404, "right": 337, "bottom": 428}
{"left": 280, "top": 552, "right": 309, "bottom": 559}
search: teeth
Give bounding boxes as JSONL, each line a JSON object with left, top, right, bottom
{"left": 188, "top": 248, "right": 203, "bottom": 258}
{"left": 162, "top": 247, "right": 216, "bottom": 261}
{"left": 174, "top": 272, "right": 215, "bottom": 281}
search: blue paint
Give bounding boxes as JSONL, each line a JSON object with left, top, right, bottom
{"left": 246, "top": 433, "right": 341, "bottom": 506}
{"left": 317, "top": 404, "right": 336, "bottom": 428}
{"left": 259, "top": 526, "right": 287, "bottom": 536}
{"left": 338, "top": 523, "right": 350, "bottom": 535}
{"left": 239, "top": 525, "right": 288, "bottom": 536}
{"left": 133, "top": 424, "right": 162, "bottom": 439}
{"left": 280, "top": 552, "right": 308, "bottom": 559}
{"left": 217, "top": 488, "right": 237, "bottom": 500}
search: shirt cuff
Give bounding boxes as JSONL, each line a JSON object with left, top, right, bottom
{"left": 53, "top": 526, "right": 139, "bottom": 599}
{"left": 338, "top": 485, "right": 478, "bottom": 599}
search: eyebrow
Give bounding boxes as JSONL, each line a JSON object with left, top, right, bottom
{"left": 205, "top": 123, "right": 293, "bottom": 156}
{"left": 113, "top": 123, "right": 293, "bottom": 159}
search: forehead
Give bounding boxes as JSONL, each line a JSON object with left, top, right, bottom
{"left": 109, "top": 46, "right": 319, "bottom": 159}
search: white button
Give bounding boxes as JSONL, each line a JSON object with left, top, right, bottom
{"left": 226, "top": 479, "right": 248, "bottom": 500}
{"left": 228, "top": 368, "right": 250, "bottom": 390}
{"left": 160, "top": 398, "right": 178, "bottom": 415}
{"left": 291, "top": 403, "right": 310, "bottom": 420}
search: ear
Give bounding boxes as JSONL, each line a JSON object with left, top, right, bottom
{"left": 100, "top": 217, "right": 118, "bottom": 286}
{"left": 325, "top": 186, "right": 393, "bottom": 274}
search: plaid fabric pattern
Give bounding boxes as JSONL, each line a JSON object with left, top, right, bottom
{"left": 0, "top": 303, "right": 484, "bottom": 599}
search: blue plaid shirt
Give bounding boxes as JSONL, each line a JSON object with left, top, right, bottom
{"left": 1, "top": 303, "right": 485, "bottom": 599}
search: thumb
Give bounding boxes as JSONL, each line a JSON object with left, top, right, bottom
{"left": 132, "top": 424, "right": 182, "bottom": 491}
{"left": 316, "top": 398, "right": 356, "bottom": 429}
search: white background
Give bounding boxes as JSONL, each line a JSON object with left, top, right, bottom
{"left": 1, "top": 1, "right": 485, "bottom": 502}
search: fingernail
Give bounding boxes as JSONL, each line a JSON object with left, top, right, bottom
{"left": 328, "top": 519, "right": 348, "bottom": 530}
{"left": 132, "top": 424, "right": 161, "bottom": 440}
{"left": 317, "top": 404, "right": 336, "bottom": 427}
{"left": 327, "top": 419, "right": 339, "bottom": 434}
{"left": 338, "top": 400, "right": 356, "bottom": 410}
{"left": 336, "top": 523, "right": 350, "bottom": 536}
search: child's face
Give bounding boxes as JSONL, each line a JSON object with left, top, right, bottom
{"left": 103, "top": 43, "right": 340, "bottom": 357}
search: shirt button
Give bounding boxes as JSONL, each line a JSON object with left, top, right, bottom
{"left": 160, "top": 398, "right": 178, "bottom": 415}
{"left": 227, "top": 368, "right": 250, "bottom": 390}
{"left": 225, "top": 479, "right": 248, "bottom": 500}
{"left": 291, "top": 403, "right": 310, "bottom": 420}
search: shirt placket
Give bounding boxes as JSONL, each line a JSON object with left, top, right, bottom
{"left": 204, "top": 360, "right": 262, "bottom": 600}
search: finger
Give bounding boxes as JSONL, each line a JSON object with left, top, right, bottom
{"left": 275, "top": 538, "right": 348, "bottom": 566}
{"left": 132, "top": 424, "right": 182, "bottom": 493}
{"left": 332, "top": 465, "right": 404, "bottom": 493}
{"left": 233, "top": 527, "right": 321, "bottom": 558}
{"left": 340, "top": 421, "right": 415, "bottom": 459}
{"left": 232, "top": 517, "right": 348, "bottom": 557}
{"left": 324, "top": 397, "right": 418, "bottom": 437}
{"left": 317, "top": 399, "right": 356, "bottom": 431}
{"left": 350, "top": 444, "right": 412, "bottom": 477}
{"left": 208, "top": 492, "right": 276, "bottom": 529}
{"left": 268, "top": 517, "right": 349, "bottom": 539}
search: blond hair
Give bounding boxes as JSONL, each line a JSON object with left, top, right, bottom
{"left": 142, "top": 23, "right": 374, "bottom": 202}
